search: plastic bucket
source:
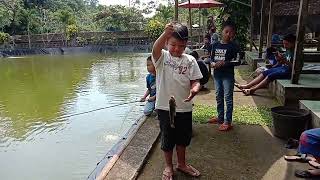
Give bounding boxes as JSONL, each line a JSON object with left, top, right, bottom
{"left": 271, "top": 106, "right": 310, "bottom": 139}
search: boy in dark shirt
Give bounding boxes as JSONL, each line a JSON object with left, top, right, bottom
{"left": 208, "top": 21, "right": 240, "bottom": 131}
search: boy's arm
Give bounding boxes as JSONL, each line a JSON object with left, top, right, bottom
{"left": 140, "top": 89, "right": 150, "bottom": 102}
{"left": 148, "top": 95, "right": 156, "bottom": 102}
{"left": 184, "top": 80, "right": 201, "bottom": 102}
{"left": 152, "top": 23, "right": 174, "bottom": 62}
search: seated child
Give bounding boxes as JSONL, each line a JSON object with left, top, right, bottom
{"left": 140, "top": 56, "right": 156, "bottom": 116}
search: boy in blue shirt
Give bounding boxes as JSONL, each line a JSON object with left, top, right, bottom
{"left": 140, "top": 56, "right": 156, "bottom": 116}
{"left": 208, "top": 21, "right": 240, "bottom": 131}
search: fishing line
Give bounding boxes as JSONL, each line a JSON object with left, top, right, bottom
{"left": 58, "top": 100, "right": 141, "bottom": 119}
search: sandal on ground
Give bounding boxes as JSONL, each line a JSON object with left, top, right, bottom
{"left": 309, "top": 160, "right": 320, "bottom": 169}
{"left": 176, "top": 164, "right": 201, "bottom": 177}
{"left": 207, "top": 117, "right": 223, "bottom": 124}
{"left": 162, "top": 169, "right": 173, "bottom": 180}
{"left": 284, "top": 153, "right": 315, "bottom": 162}
{"left": 234, "top": 83, "right": 244, "bottom": 90}
{"left": 295, "top": 169, "right": 320, "bottom": 178}
{"left": 218, "top": 123, "right": 233, "bottom": 131}
{"left": 242, "top": 89, "right": 253, "bottom": 96}
{"left": 285, "top": 138, "right": 299, "bottom": 149}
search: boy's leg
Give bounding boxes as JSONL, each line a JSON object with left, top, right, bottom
{"left": 158, "top": 110, "right": 175, "bottom": 177}
{"left": 175, "top": 112, "right": 200, "bottom": 177}
{"left": 223, "top": 76, "right": 235, "bottom": 124}
{"left": 143, "top": 101, "right": 155, "bottom": 116}
{"left": 214, "top": 76, "right": 224, "bottom": 122}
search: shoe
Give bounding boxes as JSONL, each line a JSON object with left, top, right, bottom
{"left": 207, "top": 117, "right": 223, "bottom": 124}
{"left": 219, "top": 123, "right": 233, "bottom": 131}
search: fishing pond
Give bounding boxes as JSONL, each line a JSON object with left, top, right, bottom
{"left": 0, "top": 53, "right": 149, "bottom": 180}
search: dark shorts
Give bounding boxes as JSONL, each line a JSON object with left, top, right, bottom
{"left": 262, "top": 66, "right": 291, "bottom": 81}
{"left": 157, "top": 109, "right": 192, "bottom": 151}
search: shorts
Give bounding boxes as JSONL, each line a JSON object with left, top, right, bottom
{"left": 262, "top": 66, "right": 291, "bottom": 81}
{"left": 157, "top": 109, "right": 192, "bottom": 151}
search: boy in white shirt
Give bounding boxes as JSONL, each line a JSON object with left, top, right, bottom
{"left": 152, "top": 22, "right": 203, "bottom": 180}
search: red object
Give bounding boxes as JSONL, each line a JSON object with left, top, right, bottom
{"left": 178, "top": 0, "right": 224, "bottom": 8}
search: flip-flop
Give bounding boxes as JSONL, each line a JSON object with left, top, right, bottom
{"left": 162, "top": 169, "right": 173, "bottom": 180}
{"left": 177, "top": 164, "right": 200, "bottom": 177}
{"left": 295, "top": 169, "right": 320, "bottom": 178}
{"left": 285, "top": 138, "right": 299, "bottom": 149}
{"left": 284, "top": 154, "right": 315, "bottom": 162}
{"left": 309, "top": 161, "right": 320, "bottom": 169}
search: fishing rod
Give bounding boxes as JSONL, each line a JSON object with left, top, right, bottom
{"left": 58, "top": 100, "right": 141, "bottom": 119}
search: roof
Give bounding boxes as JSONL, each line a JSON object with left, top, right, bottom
{"left": 273, "top": 0, "right": 320, "bottom": 16}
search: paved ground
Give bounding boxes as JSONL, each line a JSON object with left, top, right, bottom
{"left": 101, "top": 65, "right": 317, "bottom": 180}
{"left": 136, "top": 65, "right": 316, "bottom": 180}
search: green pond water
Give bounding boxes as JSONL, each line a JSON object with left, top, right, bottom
{"left": 0, "top": 53, "right": 148, "bottom": 180}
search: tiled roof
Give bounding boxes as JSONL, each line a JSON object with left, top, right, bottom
{"left": 273, "top": 0, "right": 320, "bottom": 16}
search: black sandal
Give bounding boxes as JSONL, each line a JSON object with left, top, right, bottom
{"left": 295, "top": 169, "right": 320, "bottom": 178}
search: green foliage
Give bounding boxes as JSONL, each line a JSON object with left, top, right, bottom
{"left": 66, "top": 24, "right": 79, "bottom": 39}
{"left": 0, "top": 32, "right": 10, "bottom": 44}
{"left": 144, "top": 19, "right": 164, "bottom": 40}
{"left": 209, "top": 0, "right": 251, "bottom": 51}
{"left": 95, "top": 5, "right": 145, "bottom": 31}
{"left": 193, "top": 104, "right": 273, "bottom": 126}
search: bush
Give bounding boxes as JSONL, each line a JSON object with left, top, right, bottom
{"left": 0, "top": 32, "right": 10, "bottom": 44}
{"left": 144, "top": 19, "right": 165, "bottom": 41}
{"left": 66, "top": 24, "right": 79, "bottom": 40}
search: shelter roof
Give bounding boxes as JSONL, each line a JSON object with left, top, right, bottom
{"left": 273, "top": 0, "right": 320, "bottom": 16}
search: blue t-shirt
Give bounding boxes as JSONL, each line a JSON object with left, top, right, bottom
{"left": 146, "top": 73, "right": 156, "bottom": 97}
{"left": 211, "top": 41, "right": 240, "bottom": 75}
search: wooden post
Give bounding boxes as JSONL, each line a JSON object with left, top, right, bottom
{"left": 318, "top": 33, "right": 320, "bottom": 51}
{"left": 266, "top": 0, "right": 274, "bottom": 48}
{"left": 174, "top": 0, "right": 179, "bottom": 21}
{"left": 258, "top": 0, "right": 267, "bottom": 58}
{"left": 188, "top": 0, "right": 193, "bottom": 49}
{"left": 291, "top": 0, "right": 309, "bottom": 84}
{"left": 250, "top": 0, "right": 255, "bottom": 51}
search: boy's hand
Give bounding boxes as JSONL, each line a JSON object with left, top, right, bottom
{"left": 164, "top": 23, "right": 175, "bottom": 38}
{"left": 214, "top": 61, "right": 225, "bottom": 69}
{"left": 147, "top": 96, "right": 156, "bottom": 102}
{"left": 140, "top": 97, "right": 146, "bottom": 102}
{"left": 184, "top": 89, "right": 198, "bottom": 102}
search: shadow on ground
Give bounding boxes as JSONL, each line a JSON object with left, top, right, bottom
{"left": 137, "top": 124, "right": 313, "bottom": 180}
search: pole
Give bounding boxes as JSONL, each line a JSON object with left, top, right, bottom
{"left": 188, "top": 0, "right": 193, "bottom": 49}
{"left": 291, "top": 0, "right": 309, "bottom": 84}
{"left": 174, "top": 0, "right": 179, "bottom": 21}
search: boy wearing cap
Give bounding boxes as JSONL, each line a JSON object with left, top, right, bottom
{"left": 152, "top": 22, "right": 202, "bottom": 180}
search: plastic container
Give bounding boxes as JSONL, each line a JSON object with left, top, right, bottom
{"left": 271, "top": 106, "right": 310, "bottom": 139}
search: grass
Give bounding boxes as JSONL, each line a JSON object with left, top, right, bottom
{"left": 193, "top": 104, "right": 273, "bottom": 126}
{"left": 234, "top": 68, "right": 253, "bottom": 79}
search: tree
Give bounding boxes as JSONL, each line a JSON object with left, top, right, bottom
{"left": 209, "top": 0, "right": 251, "bottom": 53}
{"left": 95, "top": 5, "right": 145, "bottom": 31}
{"left": 0, "top": 4, "right": 11, "bottom": 31}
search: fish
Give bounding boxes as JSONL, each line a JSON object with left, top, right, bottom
{"left": 169, "top": 96, "right": 176, "bottom": 128}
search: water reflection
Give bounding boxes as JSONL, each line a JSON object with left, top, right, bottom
{"left": 0, "top": 53, "right": 148, "bottom": 180}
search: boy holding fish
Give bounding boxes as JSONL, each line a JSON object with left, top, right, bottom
{"left": 152, "top": 22, "right": 203, "bottom": 180}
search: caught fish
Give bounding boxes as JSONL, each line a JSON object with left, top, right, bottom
{"left": 169, "top": 96, "right": 176, "bottom": 128}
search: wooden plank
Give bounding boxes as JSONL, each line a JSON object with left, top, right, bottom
{"left": 258, "top": 0, "right": 267, "bottom": 58}
{"left": 291, "top": 0, "right": 309, "bottom": 84}
{"left": 266, "top": 0, "right": 274, "bottom": 47}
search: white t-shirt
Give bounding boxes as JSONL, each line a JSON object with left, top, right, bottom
{"left": 152, "top": 50, "right": 203, "bottom": 112}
